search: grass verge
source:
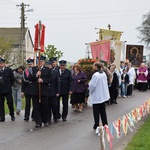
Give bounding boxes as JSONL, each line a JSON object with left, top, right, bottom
{"left": 124, "top": 116, "right": 150, "bottom": 150}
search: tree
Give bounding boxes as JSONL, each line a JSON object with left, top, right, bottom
{"left": 136, "top": 11, "right": 150, "bottom": 48}
{"left": 44, "top": 45, "right": 63, "bottom": 60}
{"left": 0, "top": 37, "right": 13, "bottom": 63}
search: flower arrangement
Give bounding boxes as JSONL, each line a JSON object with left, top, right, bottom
{"left": 78, "top": 58, "right": 98, "bottom": 81}
{"left": 78, "top": 58, "right": 98, "bottom": 65}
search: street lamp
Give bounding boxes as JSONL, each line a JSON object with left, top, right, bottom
{"left": 25, "top": 9, "right": 34, "bottom": 12}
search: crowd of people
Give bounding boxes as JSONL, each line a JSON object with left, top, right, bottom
{"left": 0, "top": 56, "right": 150, "bottom": 129}
{"left": 106, "top": 61, "right": 150, "bottom": 105}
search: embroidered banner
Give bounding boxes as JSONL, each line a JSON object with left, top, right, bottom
{"left": 99, "top": 29, "right": 122, "bottom": 41}
{"left": 34, "top": 23, "right": 45, "bottom": 53}
{"left": 110, "top": 40, "right": 122, "bottom": 70}
{"left": 90, "top": 40, "right": 110, "bottom": 62}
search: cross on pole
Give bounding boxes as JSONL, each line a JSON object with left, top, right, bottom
{"left": 85, "top": 43, "right": 91, "bottom": 59}
{"left": 87, "top": 49, "right": 91, "bottom": 59}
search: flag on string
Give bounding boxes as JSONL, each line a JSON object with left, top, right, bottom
{"left": 127, "top": 113, "right": 135, "bottom": 128}
{"left": 122, "top": 115, "right": 129, "bottom": 136}
{"left": 131, "top": 109, "right": 138, "bottom": 123}
{"left": 104, "top": 125, "right": 113, "bottom": 150}
{"left": 113, "top": 118, "right": 121, "bottom": 138}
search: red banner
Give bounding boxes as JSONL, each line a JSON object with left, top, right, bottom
{"left": 90, "top": 40, "right": 110, "bottom": 62}
{"left": 34, "top": 23, "right": 45, "bottom": 53}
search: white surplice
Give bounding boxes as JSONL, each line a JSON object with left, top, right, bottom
{"left": 89, "top": 72, "right": 110, "bottom": 104}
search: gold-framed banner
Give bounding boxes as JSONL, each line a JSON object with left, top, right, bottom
{"left": 99, "top": 29, "right": 122, "bottom": 41}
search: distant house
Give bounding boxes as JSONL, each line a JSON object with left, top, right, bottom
{"left": 0, "top": 27, "right": 34, "bottom": 67}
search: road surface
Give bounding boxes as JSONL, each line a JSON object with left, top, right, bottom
{"left": 0, "top": 89, "right": 149, "bottom": 150}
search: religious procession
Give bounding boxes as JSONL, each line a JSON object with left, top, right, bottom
{"left": 0, "top": 21, "right": 150, "bottom": 150}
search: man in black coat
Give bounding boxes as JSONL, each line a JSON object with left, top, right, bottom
{"left": 25, "top": 56, "right": 53, "bottom": 128}
{"left": 0, "top": 57, "right": 15, "bottom": 122}
{"left": 22, "top": 58, "right": 35, "bottom": 121}
{"left": 51, "top": 57, "right": 59, "bottom": 71}
{"left": 46, "top": 60, "right": 60, "bottom": 123}
{"left": 57, "top": 60, "right": 72, "bottom": 121}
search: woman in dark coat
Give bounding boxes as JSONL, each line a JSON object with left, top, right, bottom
{"left": 72, "top": 64, "right": 87, "bottom": 112}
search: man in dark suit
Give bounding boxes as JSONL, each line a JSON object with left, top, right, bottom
{"left": 25, "top": 56, "right": 53, "bottom": 128}
{"left": 57, "top": 60, "right": 72, "bottom": 121}
{"left": 51, "top": 57, "right": 59, "bottom": 71}
{"left": 22, "top": 58, "right": 35, "bottom": 121}
{"left": 46, "top": 60, "right": 60, "bottom": 123}
{"left": 0, "top": 57, "right": 15, "bottom": 122}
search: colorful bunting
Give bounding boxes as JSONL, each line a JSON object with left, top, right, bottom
{"left": 113, "top": 118, "right": 121, "bottom": 138}
{"left": 110, "top": 123, "right": 115, "bottom": 135}
{"left": 104, "top": 125, "right": 113, "bottom": 150}
{"left": 127, "top": 113, "right": 135, "bottom": 128}
{"left": 122, "top": 115, "right": 129, "bottom": 135}
{"left": 96, "top": 98, "right": 150, "bottom": 149}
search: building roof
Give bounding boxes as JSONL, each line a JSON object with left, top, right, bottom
{"left": 0, "top": 27, "right": 30, "bottom": 45}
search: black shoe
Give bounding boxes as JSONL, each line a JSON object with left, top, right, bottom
{"left": 32, "top": 118, "right": 35, "bottom": 121}
{"left": 62, "top": 118, "right": 66, "bottom": 121}
{"left": 54, "top": 118, "right": 57, "bottom": 123}
{"left": 58, "top": 115, "right": 61, "bottom": 119}
{"left": 114, "top": 102, "right": 118, "bottom": 104}
{"left": 35, "top": 124, "right": 41, "bottom": 128}
{"left": 11, "top": 116, "right": 15, "bottom": 121}
{"left": 0, "top": 119, "right": 5, "bottom": 122}
{"left": 24, "top": 118, "right": 29, "bottom": 121}
{"left": 44, "top": 122, "right": 49, "bottom": 127}
{"left": 62, "top": 118, "right": 67, "bottom": 121}
{"left": 93, "top": 124, "right": 98, "bottom": 130}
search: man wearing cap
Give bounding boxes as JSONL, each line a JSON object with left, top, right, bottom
{"left": 0, "top": 57, "right": 15, "bottom": 122}
{"left": 25, "top": 55, "right": 53, "bottom": 128}
{"left": 51, "top": 57, "right": 59, "bottom": 71}
{"left": 57, "top": 60, "right": 72, "bottom": 121}
{"left": 47, "top": 60, "right": 60, "bottom": 123}
{"left": 22, "top": 58, "right": 35, "bottom": 121}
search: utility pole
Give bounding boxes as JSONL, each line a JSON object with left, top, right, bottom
{"left": 16, "top": 3, "right": 30, "bottom": 66}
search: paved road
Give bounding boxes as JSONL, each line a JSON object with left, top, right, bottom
{"left": 0, "top": 90, "right": 149, "bottom": 150}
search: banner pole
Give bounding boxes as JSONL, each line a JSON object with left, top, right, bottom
{"left": 38, "top": 20, "right": 42, "bottom": 103}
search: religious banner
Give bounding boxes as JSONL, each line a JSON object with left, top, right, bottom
{"left": 90, "top": 40, "right": 110, "bottom": 63}
{"left": 126, "top": 45, "right": 144, "bottom": 67}
{"left": 99, "top": 29, "right": 122, "bottom": 41}
{"left": 34, "top": 23, "right": 46, "bottom": 53}
{"left": 110, "top": 40, "right": 122, "bottom": 70}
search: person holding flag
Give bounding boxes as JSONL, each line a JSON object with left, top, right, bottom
{"left": 25, "top": 56, "right": 53, "bottom": 127}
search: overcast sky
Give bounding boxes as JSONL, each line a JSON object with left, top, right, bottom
{"left": 0, "top": 0, "right": 149, "bottom": 62}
